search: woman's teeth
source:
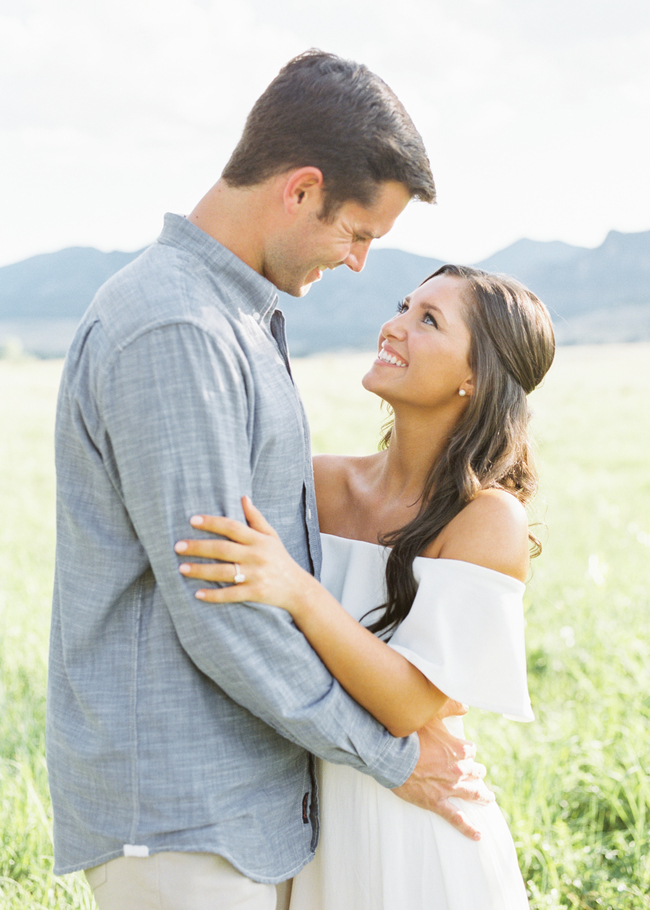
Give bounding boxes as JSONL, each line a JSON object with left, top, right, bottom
{"left": 378, "top": 349, "right": 407, "bottom": 367}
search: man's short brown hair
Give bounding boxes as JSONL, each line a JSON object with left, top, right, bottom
{"left": 222, "top": 50, "right": 436, "bottom": 217}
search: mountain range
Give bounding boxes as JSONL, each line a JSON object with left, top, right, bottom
{"left": 1, "top": 229, "right": 649, "bottom": 356}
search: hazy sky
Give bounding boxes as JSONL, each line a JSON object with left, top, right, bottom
{"left": 1, "top": 0, "right": 649, "bottom": 267}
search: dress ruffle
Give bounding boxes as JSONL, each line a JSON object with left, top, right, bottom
{"left": 320, "top": 534, "right": 534, "bottom": 722}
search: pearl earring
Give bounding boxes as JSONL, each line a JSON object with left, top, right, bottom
{"left": 458, "top": 389, "right": 467, "bottom": 397}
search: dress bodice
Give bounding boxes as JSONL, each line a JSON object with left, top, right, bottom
{"left": 320, "top": 533, "right": 534, "bottom": 722}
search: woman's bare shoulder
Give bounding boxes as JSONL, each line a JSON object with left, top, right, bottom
{"left": 312, "top": 454, "right": 352, "bottom": 501}
{"left": 424, "top": 489, "right": 530, "bottom": 581}
{"left": 312, "top": 453, "right": 381, "bottom": 535}
{"left": 313, "top": 453, "right": 350, "bottom": 484}
{"left": 313, "top": 453, "right": 380, "bottom": 487}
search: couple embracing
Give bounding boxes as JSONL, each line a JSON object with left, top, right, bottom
{"left": 47, "top": 50, "right": 554, "bottom": 909}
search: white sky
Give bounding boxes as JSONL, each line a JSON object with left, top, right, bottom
{"left": 1, "top": 0, "right": 649, "bottom": 267}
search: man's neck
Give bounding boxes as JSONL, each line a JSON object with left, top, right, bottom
{"left": 188, "top": 178, "right": 277, "bottom": 275}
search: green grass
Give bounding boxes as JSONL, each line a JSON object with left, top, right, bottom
{"left": 0, "top": 359, "right": 93, "bottom": 908}
{"left": 1, "top": 344, "right": 650, "bottom": 908}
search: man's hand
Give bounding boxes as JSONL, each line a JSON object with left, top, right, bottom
{"left": 391, "top": 701, "right": 494, "bottom": 840}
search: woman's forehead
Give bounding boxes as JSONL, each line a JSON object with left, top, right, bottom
{"left": 411, "top": 273, "right": 469, "bottom": 310}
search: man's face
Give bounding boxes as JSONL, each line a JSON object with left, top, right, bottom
{"left": 264, "top": 180, "right": 411, "bottom": 297}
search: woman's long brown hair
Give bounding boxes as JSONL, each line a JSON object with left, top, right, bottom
{"left": 367, "top": 264, "right": 556, "bottom": 638}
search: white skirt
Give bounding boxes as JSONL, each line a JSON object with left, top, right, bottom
{"left": 289, "top": 754, "right": 529, "bottom": 910}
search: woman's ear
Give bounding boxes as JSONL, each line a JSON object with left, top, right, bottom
{"left": 459, "top": 374, "right": 475, "bottom": 399}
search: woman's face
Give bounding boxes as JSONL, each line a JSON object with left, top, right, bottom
{"left": 362, "top": 273, "right": 474, "bottom": 411}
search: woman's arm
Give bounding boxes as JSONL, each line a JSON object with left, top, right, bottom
{"left": 175, "top": 497, "right": 448, "bottom": 738}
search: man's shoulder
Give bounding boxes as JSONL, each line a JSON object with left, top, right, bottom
{"left": 88, "top": 240, "right": 237, "bottom": 350}
{"left": 60, "top": 241, "right": 246, "bottom": 400}
{"left": 102, "top": 239, "right": 229, "bottom": 313}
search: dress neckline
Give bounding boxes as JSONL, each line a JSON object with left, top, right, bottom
{"left": 320, "top": 532, "right": 526, "bottom": 589}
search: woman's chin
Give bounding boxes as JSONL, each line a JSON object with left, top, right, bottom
{"left": 361, "top": 369, "right": 378, "bottom": 393}
{"left": 361, "top": 370, "right": 391, "bottom": 404}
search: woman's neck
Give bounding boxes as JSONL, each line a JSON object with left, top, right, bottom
{"left": 379, "top": 407, "right": 456, "bottom": 503}
{"left": 315, "top": 404, "right": 462, "bottom": 544}
{"left": 348, "top": 406, "right": 459, "bottom": 541}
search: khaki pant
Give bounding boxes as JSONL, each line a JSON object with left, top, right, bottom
{"left": 85, "top": 851, "right": 293, "bottom": 910}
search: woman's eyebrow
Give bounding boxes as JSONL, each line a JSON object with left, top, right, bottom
{"left": 416, "top": 299, "right": 444, "bottom": 317}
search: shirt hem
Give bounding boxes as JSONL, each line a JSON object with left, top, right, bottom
{"left": 54, "top": 843, "right": 315, "bottom": 885}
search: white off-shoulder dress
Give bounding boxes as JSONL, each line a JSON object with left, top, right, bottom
{"left": 289, "top": 534, "right": 533, "bottom": 910}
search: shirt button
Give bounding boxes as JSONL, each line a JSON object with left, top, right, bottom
{"left": 307, "top": 508, "right": 312, "bottom": 520}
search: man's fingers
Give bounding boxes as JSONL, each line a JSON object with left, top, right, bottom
{"left": 452, "top": 777, "right": 495, "bottom": 806}
{"left": 464, "top": 761, "right": 487, "bottom": 781}
{"left": 440, "top": 738, "right": 476, "bottom": 768}
{"left": 455, "top": 756, "right": 485, "bottom": 780}
{"left": 433, "top": 800, "right": 482, "bottom": 841}
{"left": 453, "top": 738, "right": 477, "bottom": 763}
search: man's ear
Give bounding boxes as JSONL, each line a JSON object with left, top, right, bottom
{"left": 282, "top": 167, "right": 324, "bottom": 214}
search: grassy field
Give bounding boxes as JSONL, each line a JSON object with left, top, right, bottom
{"left": 1, "top": 344, "right": 649, "bottom": 908}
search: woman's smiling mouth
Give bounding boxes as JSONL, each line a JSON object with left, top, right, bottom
{"left": 377, "top": 348, "right": 407, "bottom": 367}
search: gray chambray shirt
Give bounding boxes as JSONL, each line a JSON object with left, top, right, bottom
{"left": 47, "top": 213, "right": 419, "bottom": 882}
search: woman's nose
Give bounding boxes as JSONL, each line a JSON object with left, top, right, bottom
{"left": 380, "top": 313, "right": 406, "bottom": 340}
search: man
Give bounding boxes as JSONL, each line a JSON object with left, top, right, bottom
{"left": 47, "top": 50, "right": 489, "bottom": 910}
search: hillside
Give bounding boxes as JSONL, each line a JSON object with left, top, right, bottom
{"left": 1, "top": 229, "right": 649, "bottom": 355}
{"left": 0, "top": 247, "right": 144, "bottom": 320}
{"left": 282, "top": 229, "right": 650, "bottom": 351}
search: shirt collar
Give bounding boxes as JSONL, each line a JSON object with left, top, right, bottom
{"left": 158, "top": 213, "right": 279, "bottom": 323}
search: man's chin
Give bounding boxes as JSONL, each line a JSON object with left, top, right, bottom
{"left": 274, "top": 268, "right": 324, "bottom": 297}
{"left": 281, "top": 280, "right": 316, "bottom": 298}
{"left": 299, "top": 267, "right": 325, "bottom": 294}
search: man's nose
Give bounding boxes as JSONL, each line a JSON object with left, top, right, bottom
{"left": 344, "top": 240, "right": 371, "bottom": 273}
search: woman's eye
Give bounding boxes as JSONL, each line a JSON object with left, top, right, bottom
{"left": 423, "top": 312, "right": 438, "bottom": 328}
{"left": 396, "top": 300, "right": 408, "bottom": 314}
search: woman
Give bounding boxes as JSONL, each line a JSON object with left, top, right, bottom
{"left": 175, "top": 265, "right": 555, "bottom": 909}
